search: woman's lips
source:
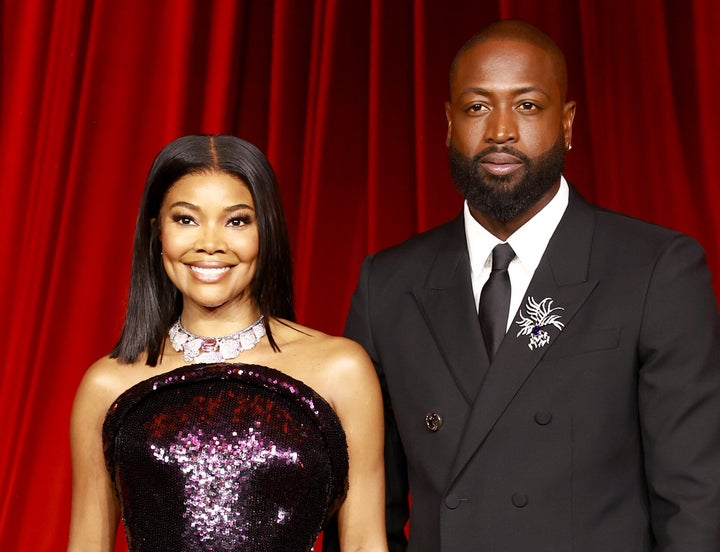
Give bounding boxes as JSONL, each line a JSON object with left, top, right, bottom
{"left": 188, "top": 264, "right": 232, "bottom": 282}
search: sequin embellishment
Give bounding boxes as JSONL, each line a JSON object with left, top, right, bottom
{"left": 103, "top": 363, "right": 348, "bottom": 551}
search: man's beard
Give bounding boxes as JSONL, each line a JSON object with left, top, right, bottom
{"left": 448, "top": 135, "right": 566, "bottom": 223}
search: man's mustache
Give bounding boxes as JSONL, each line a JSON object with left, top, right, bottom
{"left": 471, "top": 145, "right": 530, "bottom": 165}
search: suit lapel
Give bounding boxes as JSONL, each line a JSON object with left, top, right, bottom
{"left": 449, "top": 188, "right": 600, "bottom": 482}
{"left": 413, "top": 216, "right": 490, "bottom": 404}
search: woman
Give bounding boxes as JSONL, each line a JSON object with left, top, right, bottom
{"left": 68, "top": 135, "right": 387, "bottom": 551}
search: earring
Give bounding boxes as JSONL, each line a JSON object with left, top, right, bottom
{"left": 566, "top": 143, "right": 572, "bottom": 151}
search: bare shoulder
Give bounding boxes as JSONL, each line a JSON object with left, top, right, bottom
{"left": 77, "top": 356, "right": 128, "bottom": 400}
{"left": 285, "top": 326, "right": 384, "bottom": 438}
{"left": 317, "top": 335, "right": 380, "bottom": 408}
{"left": 268, "top": 319, "right": 378, "bottom": 405}
{"left": 75, "top": 357, "right": 118, "bottom": 405}
{"left": 314, "top": 333, "right": 374, "bottom": 382}
{"left": 274, "top": 319, "right": 370, "bottom": 366}
{"left": 72, "top": 356, "right": 148, "bottom": 423}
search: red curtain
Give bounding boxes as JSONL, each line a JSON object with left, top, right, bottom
{"left": 1, "top": 1, "right": 719, "bottom": 549}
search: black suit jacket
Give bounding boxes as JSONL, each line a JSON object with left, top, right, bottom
{"left": 324, "top": 187, "right": 720, "bottom": 551}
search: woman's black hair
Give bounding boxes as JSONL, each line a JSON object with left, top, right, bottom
{"left": 110, "top": 135, "right": 294, "bottom": 365}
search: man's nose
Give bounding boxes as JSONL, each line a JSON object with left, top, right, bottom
{"left": 484, "top": 107, "right": 517, "bottom": 144}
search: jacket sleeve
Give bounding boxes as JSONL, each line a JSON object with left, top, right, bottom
{"left": 638, "top": 234, "right": 720, "bottom": 551}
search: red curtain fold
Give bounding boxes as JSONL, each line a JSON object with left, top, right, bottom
{"left": 1, "top": 1, "right": 719, "bottom": 549}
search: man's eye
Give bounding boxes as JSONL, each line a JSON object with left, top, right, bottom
{"left": 518, "top": 102, "right": 537, "bottom": 111}
{"left": 469, "top": 103, "right": 485, "bottom": 113}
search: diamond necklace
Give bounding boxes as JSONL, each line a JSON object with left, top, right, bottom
{"left": 168, "top": 315, "right": 266, "bottom": 363}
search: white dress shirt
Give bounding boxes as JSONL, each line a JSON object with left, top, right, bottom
{"left": 464, "top": 177, "right": 569, "bottom": 332}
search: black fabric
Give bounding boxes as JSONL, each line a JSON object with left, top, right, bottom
{"left": 478, "top": 243, "right": 515, "bottom": 360}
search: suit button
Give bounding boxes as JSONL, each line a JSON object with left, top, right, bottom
{"left": 445, "top": 494, "right": 461, "bottom": 509}
{"left": 511, "top": 493, "right": 528, "bottom": 508}
{"left": 534, "top": 411, "right": 553, "bottom": 425}
{"left": 425, "top": 412, "right": 443, "bottom": 432}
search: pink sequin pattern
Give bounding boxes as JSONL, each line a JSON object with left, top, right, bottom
{"left": 103, "top": 363, "right": 348, "bottom": 551}
{"left": 151, "top": 428, "right": 299, "bottom": 546}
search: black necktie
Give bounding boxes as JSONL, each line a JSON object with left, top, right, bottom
{"left": 478, "top": 243, "right": 515, "bottom": 360}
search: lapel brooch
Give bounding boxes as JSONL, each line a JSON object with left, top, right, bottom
{"left": 515, "top": 296, "right": 565, "bottom": 350}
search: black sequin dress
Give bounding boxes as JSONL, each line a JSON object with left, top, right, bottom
{"left": 103, "top": 363, "right": 349, "bottom": 551}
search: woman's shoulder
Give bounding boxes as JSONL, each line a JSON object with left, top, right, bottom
{"left": 77, "top": 356, "right": 124, "bottom": 399}
{"left": 267, "top": 319, "right": 377, "bottom": 403}
{"left": 272, "top": 319, "right": 369, "bottom": 362}
{"left": 75, "top": 355, "right": 155, "bottom": 416}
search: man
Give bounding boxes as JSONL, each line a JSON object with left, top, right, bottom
{"left": 333, "top": 19, "right": 720, "bottom": 551}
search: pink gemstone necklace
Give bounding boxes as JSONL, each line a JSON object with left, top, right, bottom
{"left": 168, "top": 315, "right": 266, "bottom": 363}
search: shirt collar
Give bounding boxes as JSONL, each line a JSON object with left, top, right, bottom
{"left": 464, "top": 176, "right": 569, "bottom": 277}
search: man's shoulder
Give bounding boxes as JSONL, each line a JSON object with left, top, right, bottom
{"left": 372, "top": 215, "right": 463, "bottom": 262}
{"left": 356, "top": 216, "right": 465, "bottom": 287}
{"left": 591, "top": 203, "right": 700, "bottom": 253}
{"left": 570, "top": 187, "right": 698, "bottom": 253}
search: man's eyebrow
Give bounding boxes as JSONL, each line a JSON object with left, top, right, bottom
{"left": 459, "top": 85, "right": 551, "bottom": 99}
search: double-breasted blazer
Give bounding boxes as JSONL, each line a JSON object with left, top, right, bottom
{"left": 340, "top": 186, "right": 720, "bottom": 551}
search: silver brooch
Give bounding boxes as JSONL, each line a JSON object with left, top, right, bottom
{"left": 515, "top": 297, "right": 564, "bottom": 350}
{"left": 169, "top": 315, "right": 266, "bottom": 363}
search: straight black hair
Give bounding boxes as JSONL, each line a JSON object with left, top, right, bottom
{"left": 110, "top": 135, "right": 294, "bottom": 365}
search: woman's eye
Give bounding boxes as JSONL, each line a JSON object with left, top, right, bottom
{"left": 172, "top": 214, "right": 196, "bottom": 225}
{"left": 228, "top": 216, "right": 251, "bottom": 227}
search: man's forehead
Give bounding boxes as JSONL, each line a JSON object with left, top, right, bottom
{"left": 455, "top": 41, "right": 555, "bottom": 79}
{"left": 462, "top": 37, "right": 552, "bottom": 63}
{"left": 453, "top": 38, "right": 564, "bottom": 98}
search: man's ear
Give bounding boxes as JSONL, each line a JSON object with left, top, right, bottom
{"left": 562, "top": 100, "right": 576, "bottom": 149}
{"left": 445, "top": 101, "right": 453, "bottom": 148}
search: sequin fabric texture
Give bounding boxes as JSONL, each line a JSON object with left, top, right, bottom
{"left": 103, "top": 363, "right": 349, "bottom": 551}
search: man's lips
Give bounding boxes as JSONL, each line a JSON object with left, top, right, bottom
{"left": 480, "top": 152, "right": 523, "bottom": 176}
